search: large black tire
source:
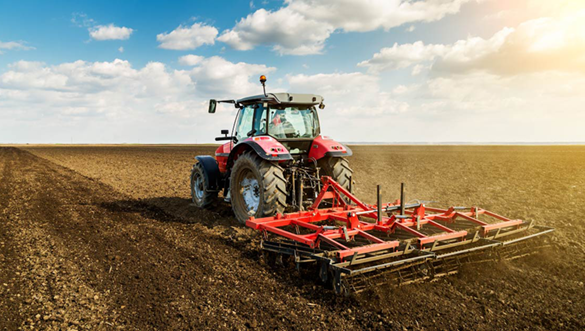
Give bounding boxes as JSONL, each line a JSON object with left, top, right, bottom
{"left": 230, "top": 152, "right": 287, "bottom": 224}
{"left": 319, "top": 157, "right": 353, "bottom": 192}
{"left": 190, "top": 162, "right": 218, "bottom": 208}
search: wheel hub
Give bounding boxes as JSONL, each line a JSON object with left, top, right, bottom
{"left": 193, "top": 173, "right": 204, "bottom": 200}
{"left": 240, "top": 172, "right": 260, "bottom": 215}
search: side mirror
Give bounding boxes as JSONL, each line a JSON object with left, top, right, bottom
{"left": 208, "top": 99, "right": 217, "bottom": 113}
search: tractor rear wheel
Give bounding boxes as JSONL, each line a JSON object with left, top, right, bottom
{"left": 319, "top": 157, "right": 353, "bottom": 192}
{"left": 230, "top": 152, "right": 287, "bottom": 224}
{"left": 190, "top": 162, "right": 218, "bottom": 208}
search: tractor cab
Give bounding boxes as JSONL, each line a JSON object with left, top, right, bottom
{"left": 226, "top": 93, "right": 323, "bottom": 155}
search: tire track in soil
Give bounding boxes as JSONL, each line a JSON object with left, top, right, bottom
{"left": 0, "top": 147, "right": 369, "bottom": 330}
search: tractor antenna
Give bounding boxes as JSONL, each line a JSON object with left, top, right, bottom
{"left": 260, "top": 75, "right": 267, "bottom": 97}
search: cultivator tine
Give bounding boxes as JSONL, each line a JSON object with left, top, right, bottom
{"left": 400, "top": 183, "right": 405, "bottom": 215}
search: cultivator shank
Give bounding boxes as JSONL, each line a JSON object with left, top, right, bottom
{"left": 246, "top": 177, "right": 554, "bottom": 294}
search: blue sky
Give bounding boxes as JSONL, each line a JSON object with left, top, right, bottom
{"left": 1, "top": 0, "right": 584, "bottom": 143}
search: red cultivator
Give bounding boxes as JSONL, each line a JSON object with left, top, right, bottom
{"left": 246, "top": 177, "right": 554, "bottom": 294}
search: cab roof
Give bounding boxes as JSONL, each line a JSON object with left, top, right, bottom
{"left": 237, "top": 93, "right": 324, "bottom": 106}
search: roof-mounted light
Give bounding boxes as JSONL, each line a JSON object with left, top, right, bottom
{"left": 259, "top": 75, "right": 267, "bottom": 97}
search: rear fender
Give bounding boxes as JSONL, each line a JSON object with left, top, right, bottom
{"left": 308, "top": 135, "right": 352, "bottom": 160}
{"left": 227, "top": 137, "right": 292, "bottom": 169}
{"left": 195, "top": 156, "right": 220, "bottom": 191}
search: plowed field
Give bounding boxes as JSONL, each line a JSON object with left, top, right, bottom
{"left": 1, "top": 145, "right": 584, "bottom": 330}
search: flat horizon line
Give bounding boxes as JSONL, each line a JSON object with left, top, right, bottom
{"left": 2, "top": 142, "right": 585, "bottom": 146}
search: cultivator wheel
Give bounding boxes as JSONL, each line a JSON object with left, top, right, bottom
{"left": 230, "top": 152, "right": 287, "bottom": 223}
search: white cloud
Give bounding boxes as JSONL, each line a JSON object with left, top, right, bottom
{"left": 218, "top": 0, "right": 474, "bottom": 55}
{"left": 89, "top": 24, "right": 134, "bottom": 40}
{"left": 157, "top": 22, "right": 218, "bottom": 50}
{"left": 411, "top": 64, "right": 425, "bottom": 75}
{"left": 118, "top": 46, "right": 124, "bottom": 53}
{"left": 178, "top": 54, "right": 204, "bottom": 66}
{"left": 189, "top": 56, "right": 275, "bottom": 96}
{"left": 0, "top": 57, "right": 274, "bottom": 143}
{"left": 285, "top": 72, "right": 409, "bottom": 142}
{"left": 0, "top": 40, "right": 35, "bottom": 54}
{"left": 359, "top": 10, "right": 585, "bottom": 76}
{"left": 287, "top": 0, "right": 470, "bottom": 32}
{"left": 71, "top": 13, "right": 96, "bottom": 28}
{"left": 218, "top": 8, "right": 332, "bottom": 55}
{"left": 287, "top": 72, "right": 408, "bottom": 117}
{"left": 358, "top": 41, "right": 448, "bottom": 73}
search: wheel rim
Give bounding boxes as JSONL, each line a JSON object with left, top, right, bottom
{"left": 238, "top": 169, "right": 260, "bottom": 215}
{"left": 192, "top": 171, "right": 204, "bottom": 201}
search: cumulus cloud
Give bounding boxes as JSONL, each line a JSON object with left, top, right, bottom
{"left": 284, "top": 72, "right": 409, "bottom": 141}
{"left": 359, "top": 10, "right": 585, "bottom": 75}
{"left": 218, "top": 0, "right": 474, "bottom": 55}
{"left": 0, "top": 40, "right": 35, "bottom": 54}
{"left": 157, "top": 23, "right": 218, "bottom": 50}
{"left": 189, "top": 56, "right": 275, "bottom": 96}
{"left": 178, "top": 54, "right": 204, "bottom": 66}
{"left": 287, "top": 0, "right": 470, "bottom": 32}
{"left": 358, "top": 41, "right": 449, "bottom": 73}
{"left": 287, "top": 72, "right": 408, "bottom": 116}
{"left": 217, "top": 7, "right": 333, "bottom": 55}
{"left": 0, "top": 57, "right": 274, "bottom": 142}
{"left": 89, "top": 24, "right": 134, "bottom": 40}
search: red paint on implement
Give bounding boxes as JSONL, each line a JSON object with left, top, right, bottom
{"left": 246, "top": 177, "right": 527, "bottom": 261}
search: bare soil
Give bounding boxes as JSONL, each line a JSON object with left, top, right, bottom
{"left": 1, "top": 145, "right": 584, "bottom": 330}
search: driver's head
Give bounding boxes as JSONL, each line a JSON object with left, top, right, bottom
{"left": 274, "top": 109, "right": 286, "bottom": 121}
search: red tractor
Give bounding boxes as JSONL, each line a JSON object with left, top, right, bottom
{"left": 191, "top": 77, "right": 554, "bottom": 294}
{"left": 191, "top": 75, "right": 353, "bottom": 223}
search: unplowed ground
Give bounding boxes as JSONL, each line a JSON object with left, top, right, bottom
{"left": 1, "top": 145, "right": 584, "bottom": 330}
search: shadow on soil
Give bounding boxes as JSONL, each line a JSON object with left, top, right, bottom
{"left": 97, "top": 196, "right": 346, "bottom": 302}
{"left": 99, "top": 196, "right": 236, "bottom": 228}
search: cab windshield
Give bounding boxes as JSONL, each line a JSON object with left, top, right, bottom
{"left": 268, "top": 106, "right": 319, "bottom": 139}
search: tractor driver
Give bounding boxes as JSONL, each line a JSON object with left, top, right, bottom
{"left": 269, "top": 109, "right": 295, "bottom": 138}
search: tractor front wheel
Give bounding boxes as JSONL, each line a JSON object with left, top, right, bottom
{"left": 230, "top": 152, "right": 287, "bottom": 224}
{"left": 190, "top": 162, "right": 218, "bottom": 208}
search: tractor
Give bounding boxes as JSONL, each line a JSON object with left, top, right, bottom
{"left": 191, "top": 75, "right": 353, "bottom": 223}
{"left": 190, "top": 76, "right": 554, "bottom": 294}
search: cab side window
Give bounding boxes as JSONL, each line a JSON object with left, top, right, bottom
{"left": 234, "top": 105, "right": 255, "bottom": 142}
{"left": 253, "top": 105, "right": 267, "bottom": 135}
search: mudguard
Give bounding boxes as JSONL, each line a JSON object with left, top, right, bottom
{"left": 227, "top": 137, "right": 293, "bottom": 168}
{"left": 308, "top": 135, "right": 353, "bottom": 160}
{"left": 195, "top": 155, "right": 220, "bottom": 191}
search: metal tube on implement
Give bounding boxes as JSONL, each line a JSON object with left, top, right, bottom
{"left": 377, "top": 185, "right": 382, "bottom": 224}
{"left": 298, "top": 179, "right": 304, "bottom": 211}
{"left": 400, "top": 183, "right": 405, "bottom": 215}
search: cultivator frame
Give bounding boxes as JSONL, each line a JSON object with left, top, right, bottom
{"left": 246, "top": 176, "right": 554, "bottom": 294}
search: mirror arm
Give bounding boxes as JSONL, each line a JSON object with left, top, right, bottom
{"left": 215, "top": 136, "right": 236, "bottom": 142}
